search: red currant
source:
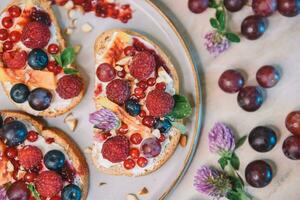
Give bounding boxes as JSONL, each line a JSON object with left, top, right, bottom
{"left": 0, "top": 29, "right": 9, "bottom": 41}
{"left": 139, "top": 110, "right": 146, "bottom": 118}
{"left": 4, "top": 117, "right": 14, "bottom": 124}
{"left": 124, "top": 46, "right": 136, "bottom": 56}
{"left": 47, "top": 43, "right": 59, "bottom": 54}
{"left": 47, "top": 61, "right": 62, "bottom": 75}
{"left": 147, "top": 77, "right": 156, "bottom": 86}
{"left": 137, "top": 157, "right": 148, "bottom": 168}
{"left": 8, "top": 6, "right": 22, "bottom": 18}
{"left": 96, "top": 132, "right": 111, "bottom": 142}
{"left": 27, "top": 130, "right": 39, "bottom": 142}
{"left": 46, "top": 138, "right": 55, "bottom": 144}
{"left": 8, "top": 31, "right": 21, "bottom": 43}
{"left": 156, "top": 82, "right": 166, "bottom": 90}
{"left": 129, "top": 148, "right": 140, "bottom": 159}
{"left": 159, "top": 134, "right": 166, "bottom": 142}
{"left": 130, "top": 133, "right": 143, "bottom": 145}
{"left": 24, "top": 172, "right": 37, "bottom": 182}
{"left": 117, "top": 70, "right": 126, "bottom": 78}
{"left": 134, "top": 87, "right": 144, "bottom": 95}
{"left": 117, "top": 122, "right": 128, "bottom": 134}
{"left": 5, "top": 147, "right": 18, "bottom": 159}
{"left": 3, "top": 41, "right": 13, "bottom": 51}
{"left": 2, "top": 17, "right": 14, "bottom": 29}
{"left": 123, "top": 158, "right": 135, "bottom": 169}
{"left": 142, "top": 116, "right": 156, "bottom": 128}
{"left": 137, "top": 81, "right": 148, "bottom": 90}
{"left": 135, "top": 92, "right": 146, "bottom": 99}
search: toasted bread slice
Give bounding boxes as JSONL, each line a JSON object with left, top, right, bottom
{"left": 0, "top": 110, "right": 89, "bottom": 199}
{"left": 91, "top": 29, "right": 182, "bottom": 176}
{"left": 0, "top": 0, "right": 84, "bottom": 117}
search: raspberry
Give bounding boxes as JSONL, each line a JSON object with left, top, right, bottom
{"left": 35, "top": 171, "right": 63, "bottom": 198}
{"left": 101, "top": 135, "right": 130, "bottom": 163}
{"left": 146, "top": 89, "right": 175, "bottom": 117}
{"left": 56, "top": 75, "right": 83, "bottom": 99}
{"left": 18, "top": 145, "right": 43, "bottom": 170}
{"left": 21, "top": 22, "right": 50, "bottom": 49}
{"left": 129, "top": 51, "right": 156, "bottom": 80}
{"left": 3, "top": 50, "right": 27, "bottom": 69}
{"left": 60, "top": 162, "right": 75, "bottom": 183}
{"left": 106, "top": 79, "right": 130, "bottom": 105}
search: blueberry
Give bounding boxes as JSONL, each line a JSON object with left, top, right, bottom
{"left": 0, "top": 121, "right": 28, "bottom": 147}
{"left": 28, "top": 48, "right": 48, "bottom": 70}
{"left": 125, "top": 99, "right": 141, "bottom": 116}
{"left": 10, "top": 83, "right": 30, "bottom": 103}
{"left": 28, "top": 88, "right": 52, "bottom": 111}
{"left": 62, "top": 184, "right": 82, "bottom": 200}
{"left": 154, "top": 118, "right": 172, "bottom": 133}
{"left": 44, "top": 150, "right": 65, "bottom": 171}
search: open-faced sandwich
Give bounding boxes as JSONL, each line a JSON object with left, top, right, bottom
{"left": 0, "top": 0, "right": 84, "bottom": 117}
{"left": 89, "top": 29, "right": 192, "bottom": 176}
{"left": 0, "top": 110, "right": 89, "bottom": 199}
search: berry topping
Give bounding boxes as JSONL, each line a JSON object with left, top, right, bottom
{"left": 146, "top": 89, "right": 175, "bottom": 117}
{"left": 48, "top": 43, "right": 60, "bottom": 54}
{"left": 10, "top": 83, "right": 30, "bottom": 103}
{"left": 142, "top": 116, "right": 157, "bottom": 128}
{"left": 137, "top": 157, "right": 148, "bottom": 168}
{"left": 123, "top": 158, "right": 135, "bottom": 169}
{"left": 18, "top": 145, "right": 43, "bottom": 170}
{"left": 3, "top": 41, "right": 13, "bottom": 51}
{"left": 21, "top": 22, "right": 51, "bottom": 49}
{"left": 56, "top": 75, "right": 83, "bottom": 99}
{"left": 24, "top": 172, "right": 38, "bottom": 183}
{"left": 7, "top": 181, "right": 30, "bottom": 200}
{"left": 1, "top": 120, "right": 28, "bottom": 147}
{"left": 129, "top": 51, "right": 156, "bottom": 80}
{"left": 129, "top": 148, "right": 140, "bottom": 159}
{"left": 30, "top": 10, "right": 51, "bottom": 26}
{"left": 117, "top": 122, "right": 128, "bottom": 135}
{"left": 147, "top": 77, "right": 156, "bottom": 86}
{"left": 60, "top": 162, "right": 76, "bottom": 183}
{"left": 0, "top": 29, "right": 9, "bottom": 41}
{"left": 130, "top": 133, "right": 143, "bottom": 145}
{"left": 117, "top": 70, "right": 126, "bottom": 78}
{"left": 44, "top": 150, "right": 66, "bottom": 171}
{"left": 3, "top": 50, "right": 27, "bottom": 69}
{"left": 154, "top": 118, "right": 172, "bottom": 133}
{"left": 28, "top": 88, "right": 52, "bottom": 111}
{"left": 28, "top": 48, "right": 49, "bottom": 70}
{"left": 125, "top": 99, "right": 141, "bottom": 116}
{"left": 35, "top": 171, "right": 63, "bottom": 198}
{"left": 96, "top": 63, "right": 116, "bottom": 82}
{"left": 124, "top": 46, "right": 136, "bottom": 56}
{"left": 2, "top": 17, "right": 14, "bottom": 29}
{"left": 61, "top": 184, "right": 82, "bottom": 200}
{"left": 155, "top": 82, "right": 166, "bottom": 91}
{"left": 9, "top": 31, "right": 21, "bottom": 43}
{"left": 27, "top": 130, "right": 39, "bottom": 142}
{"left": 5, "top": 146, "right": 18, "bottom": 159}
{"left": 8, "top": 6, "right": 22, "bottom": 18}
{"left": 106, "top": 79, "right": 130, "bottom": 105}
{"left": 47, "top": 61, "right": 62, "bottom": 75}
{"left": 4, "top": 116, "right": 14, "bottom": 125}
{"left": 138, "top": 80, "right": 148, "bottom": 89}
{"left": 140, "top": 137, "right": 162, "bottom": 158}
{"left": 101, "top": 135, "right": 130, "bottom": 163}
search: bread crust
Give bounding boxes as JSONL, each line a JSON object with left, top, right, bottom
{"left": 0, "top": 0, "right": 85, "bottom": 118}
{"left": 92, "top": 29, "right": 181, "bottom": 176}
{"left": 0, "top": 110, "right": 89, "bottom": 199}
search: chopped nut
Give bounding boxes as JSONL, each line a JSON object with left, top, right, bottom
{"left": 67, "top": 9, "right": 76, "bottom": 19}
{"left": 6, "top": 161, "right": 14, "bottom": 172}
{"left": 115, "top": 66, "right": 123, "bottom": 71}
{"left": 69, "top": 19, "right": 78, "bottom": 29}
{"left": 65, "top": 28, "right": 74, "bottom": 35}
{"left": 180, "top": 134, "right": 187, "bottom": 147}
{"left": 127, "top": 194, "right": 138, "bottom": 200}
{"left": 152, "top": 129, "right": 160, "bottom": 139}
{"left": 64, "top": 1, "right": 74, "bottom": 10}
{"left": 81, "top": 23, "right": 93, "bottom": 33}
{"left": 99, "top": 182, "right": 107, "bottom": 186}
{"left": 84, "top": 146, "right": 92, "bottom": 154}
{"left": 73, "top": 44, "right": 81, "bottom": 53}
{"left": 116, "top": 56, "right": 132, "bottom": 66}
{"left": 64, "top": 113, "right": 78, "bottom": 132}
{"left": 139, "top": 187, "right": 149, "bottom": 195}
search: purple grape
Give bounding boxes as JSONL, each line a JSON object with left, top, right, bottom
{"left": 218, "top": 69, "right": 245, "bottom": 93}
{"left": 237, "top": 86, "right": 264, "bottom": 112}
{"left": 283, "top": 135, "right": 300, "bottom": 160}
{"left": 278, "top": 0, "right": 300, "bottom": 17}
{"left": 252, "top": 0, "right": 277, "bottom": 16}
{"left": 256, "top": 65, "right": 280, "bottom": 88}
{"left": 241, "top": 15, "right": 267, "bottom": 40}
{"left": 249, "top": 126, "right": 277, "bottom": 152}
{"left": 7, "top": 181, "right": 30, "bottom": 200}
{"left": 140, "top": 137, "right": 161, "bottom": 158}
{"left": 188, "top": 0, "right": 209, "bottom": 13}
{"left": 28, "top": 88, "right": 52, "bottom": 111}
{"left": 245, "top": 160, "right": 273, "bottom": 188}
{"left": 224, "top": 0, "right": 247, "bottom": 12}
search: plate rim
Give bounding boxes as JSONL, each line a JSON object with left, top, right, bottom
{"left": 143, "top": 1, "right": 203, "bottom": 199}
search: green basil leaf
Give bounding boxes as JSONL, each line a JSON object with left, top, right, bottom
{"left": 218, "top": 156, "right": 229, "bottom": 169}
{"left": 230, "top": 152, "right": 240, "bottom": 170}
{"left": 27, "top": 184, "right": 41, "bottom": 200}
{"left": 216, "top": 10, "right": 225, "bottom": 31}
{"left": 53, "top": 54, "right": 62, "bottom": 66}
{"left": 168, "top": 95, "right": 192, "bottom": 119}
{"left": 64, "top": 68, "right": 79, "bottom": 75}
{"left": 171, "top": 122, "right": 187, "bottom": 133}
{"left": 210, "top": 18, "right": 220, "bottom": 30}
{"left": 61, "top": 47, "right": 75, "bottom": 67}
{"left": 225, "top": 32, "right": 241, "bottom": 43}
{"left": 235, "top": 135, "right": 247, "bottom": 150}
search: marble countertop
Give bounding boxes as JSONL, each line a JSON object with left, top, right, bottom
{"left": 157, "top": 0, "right": 300, "bottom": 199}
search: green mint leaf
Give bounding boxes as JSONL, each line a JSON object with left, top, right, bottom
{"left": 171, "top": 122, "right": 187, "bottom": 133}
{"left": 208, "top": 0, "right": 218, "bottom": 8}
{"left": 230, "top": 152, "right": 240, "bottom": 170}
{"left": 210, "top": 18, "right": 220, "bottom": 30}
{"left": 235, "top": 135, "right": 247, "bottom": 150}
{"left": 216, "top": 10, "right": 225, "bottom": 31}
{"left": 218, "top": 156, "right": 229, "bottom": 170}
{"left": 168, "top": 95, "right": 192, "bottom": 119}
{"left": 225, "top": 32, "right": 241, "bottom": 43}
{"left": 53, "top": 54, "right": 62, "bottom": 66}
{"left": 27, "top": 184, "right": 41, "bottom": 200}
{"left": 61, "top": 47, "right": 75, "bottom": 67}
{"left": 227, "top": 190, "right": 240, "bottom": 200}
{"left": 64, "top": 68, "right": 79, "bottom": 75}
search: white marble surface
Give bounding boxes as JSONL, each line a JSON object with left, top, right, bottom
{"left": 157, "top": 0, "right": 300, "bottom": 199}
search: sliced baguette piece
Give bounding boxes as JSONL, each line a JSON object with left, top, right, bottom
{"left": 0, "top": 110, "right": 89, "bottom": 199}
{"left": 92, "top": 29, "right": 182, "bottom": 176}
{"left": 0, "top": 0, "right": 85, "bottom": 117}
